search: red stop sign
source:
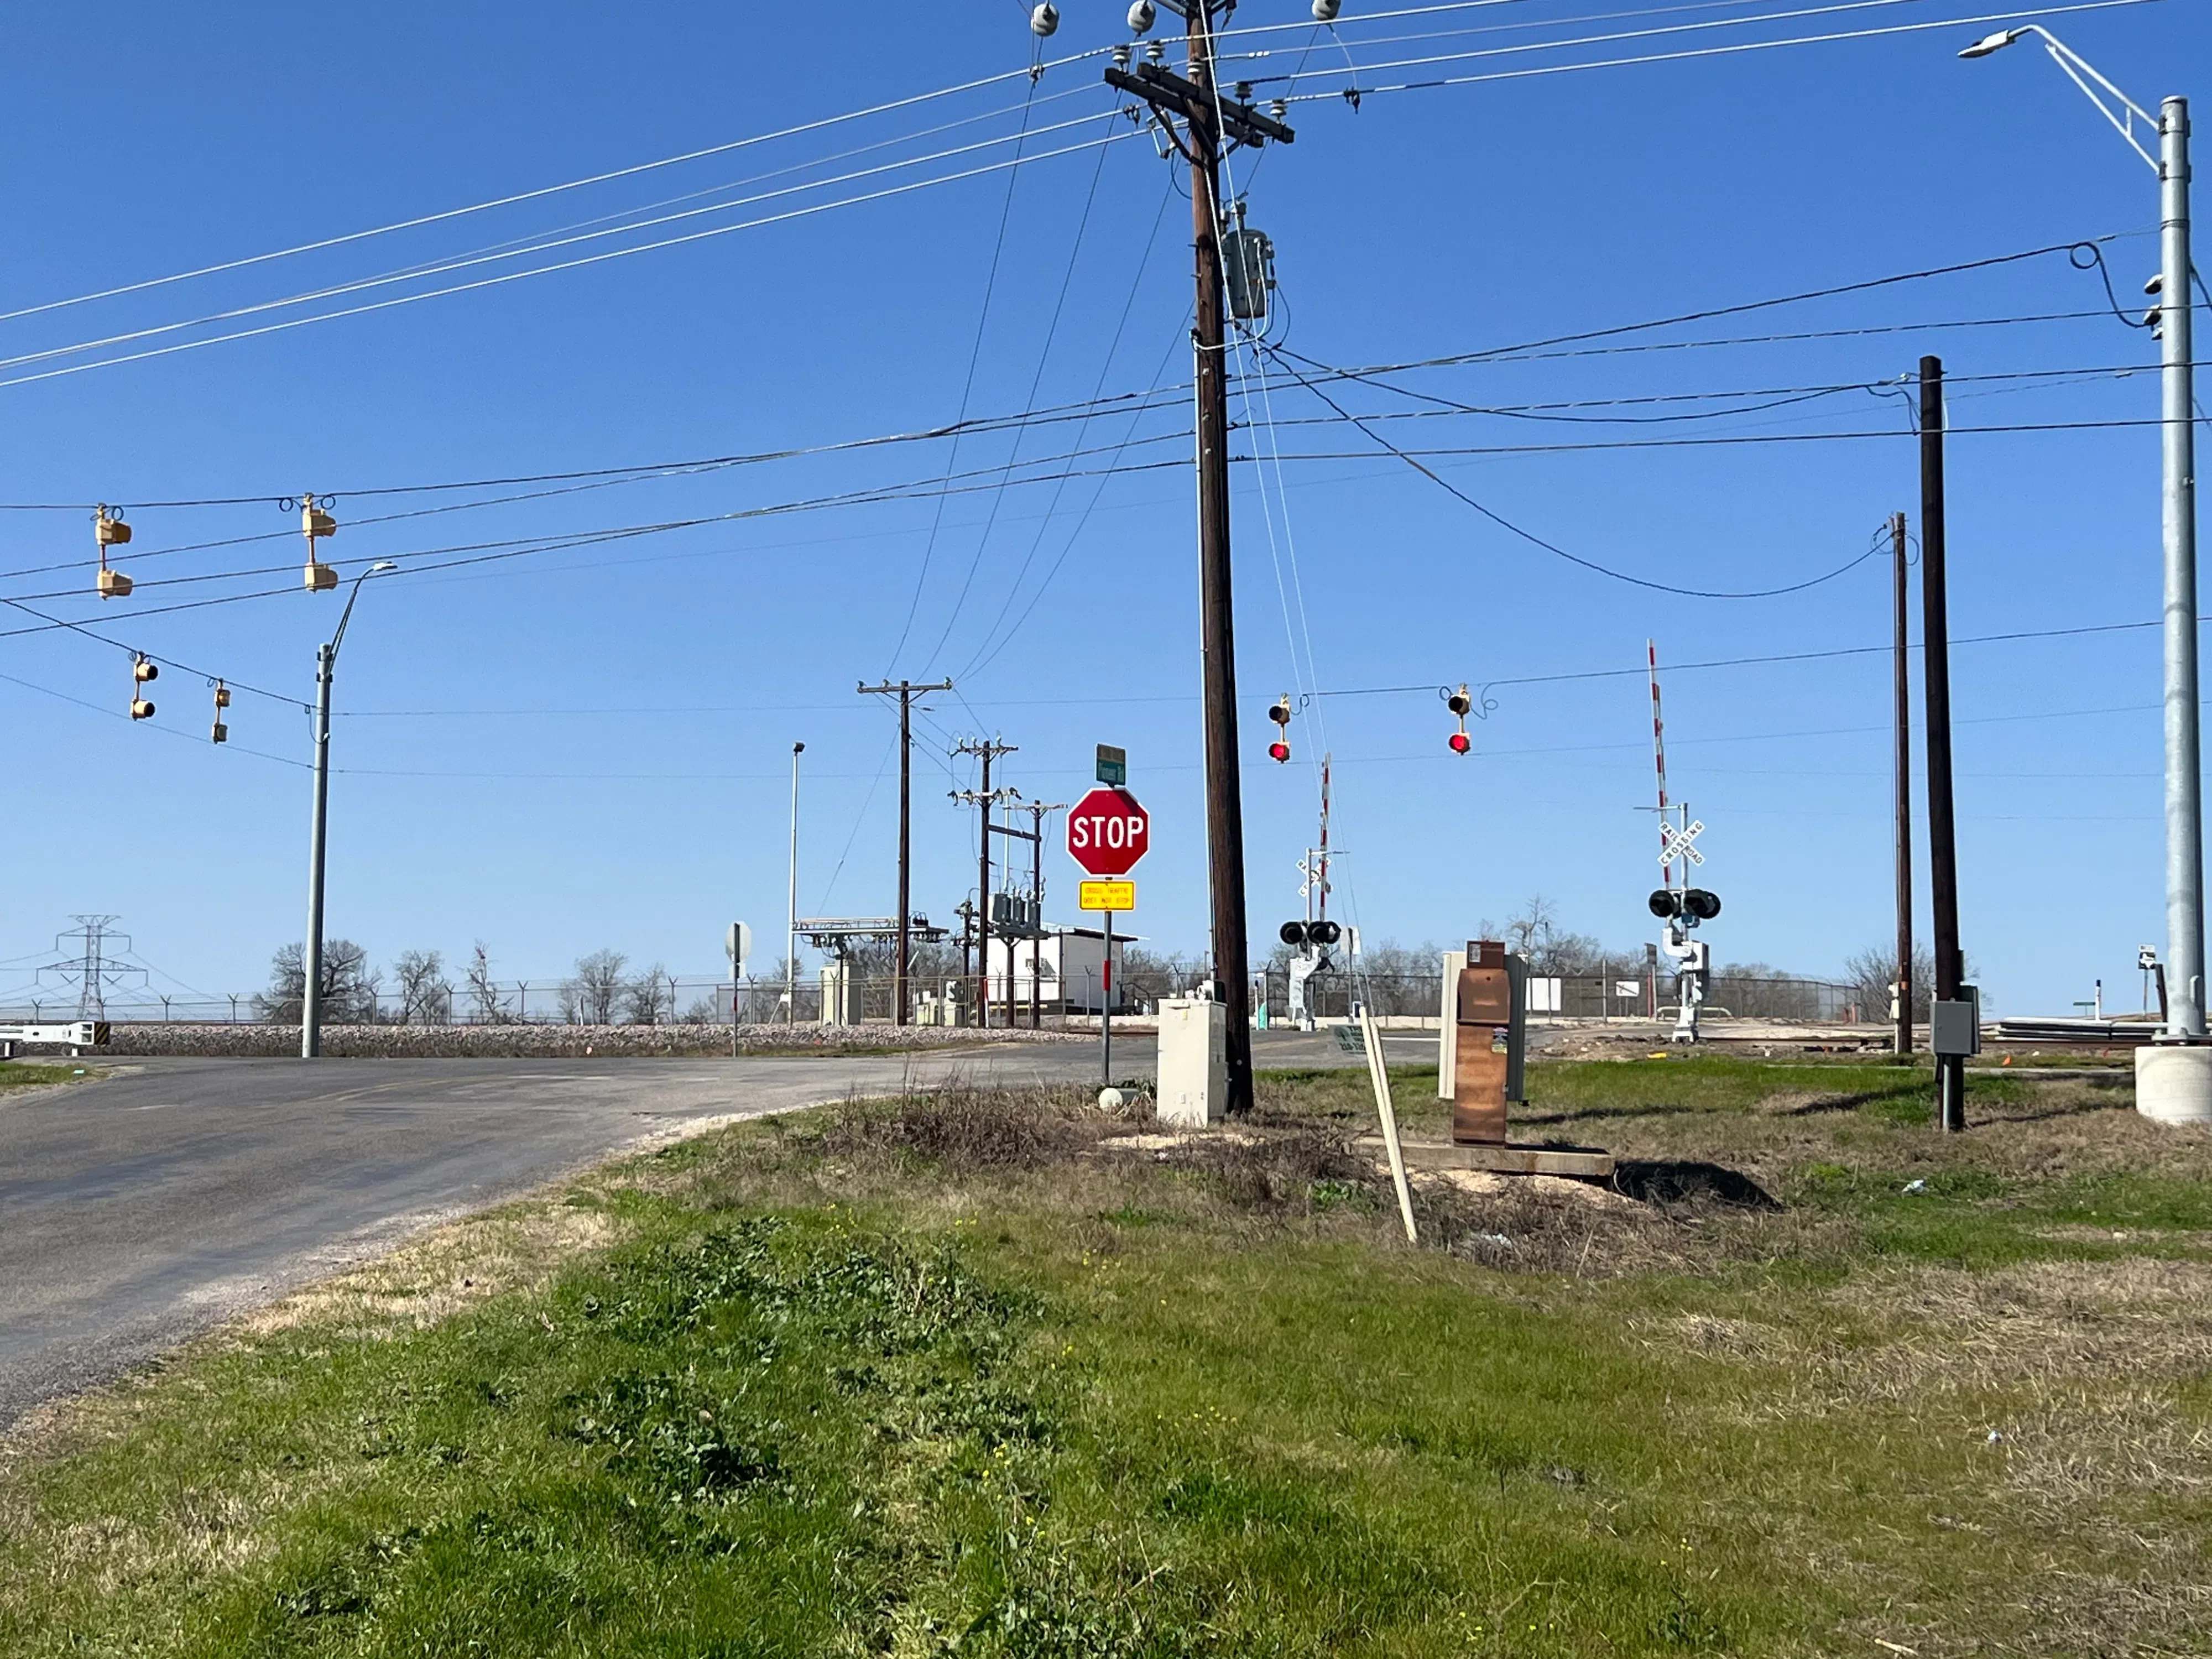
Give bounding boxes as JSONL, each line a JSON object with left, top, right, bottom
{"left": 1067, "top": 787, "right": 1150, "bottom": 877}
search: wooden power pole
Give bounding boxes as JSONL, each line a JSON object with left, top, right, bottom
{"left": 953, "top": 737, "right": 1017, "bottom": 1030}
{"left": 1919, "top": 357, "right": 1966, "bottom": 1132}
{"left": 1892, "top": 512, "right": 1913, "bottom": 1057}
{"left": 859, "top": 678, "right": 952, "bottom": 1025}
{"left": 1104, "top": 6, "right": 1293, "bottom": 1116}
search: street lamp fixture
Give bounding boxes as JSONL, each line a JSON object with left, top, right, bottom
{"left": 300, "top": 560, "right": 401, "bottom": 1059}
{"left": 1956, "top": 28, "right": 2024, "bottom": 59}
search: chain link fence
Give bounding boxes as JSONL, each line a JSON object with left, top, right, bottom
{"left": 3, "top": 969, "right": 1866, "bottom": 1029}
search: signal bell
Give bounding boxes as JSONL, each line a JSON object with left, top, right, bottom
{"left": 1267, "top": 693, "right": 1292, "bottom": 764}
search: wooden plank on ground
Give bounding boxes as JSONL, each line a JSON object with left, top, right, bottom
{"left": 1358, "top": 1136, "right": 1615, "bottom": 1180}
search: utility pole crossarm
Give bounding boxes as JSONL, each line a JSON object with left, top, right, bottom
{"left": 1103, "top": 63, "right": 1295, "bottom": 148}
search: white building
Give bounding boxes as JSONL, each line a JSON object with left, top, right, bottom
{"left": 986, "top": 927, "right": 1131, "bottom": 1013}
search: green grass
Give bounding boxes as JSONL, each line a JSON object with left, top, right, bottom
{"left": 3, "top": 1058, "right": 2209, "bottom": 1656}
{"left": 0, "top": 1061, "right": 92, "bottom": 1094}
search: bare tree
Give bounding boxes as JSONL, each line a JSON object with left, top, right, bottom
{"left": 466, "top": 942, "right": 508, "bottom": 1024}
{"left": 1843, "top": 944, "right": 1937, "bottom": 1023}
{"left": 623, "top": 962, "right": 671, "bottom": 1026}
{"left": 254, "top": 941, "right": 379, "bottom": 1024}
{"left": 561, "top": 950, "right": 627, "bottom": 1025}
{"left": 393, "top": 950, "right": 453, "bottom": 1025}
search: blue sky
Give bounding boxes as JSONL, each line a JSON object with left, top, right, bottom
{"left": 0, "top": 0, "right": 2201, "bottom": 1015}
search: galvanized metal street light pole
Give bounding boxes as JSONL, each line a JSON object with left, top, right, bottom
{"left": 300, "top": 562, "right": 397, "bottom": 1060}
{"left": 1963, "top": 32, "right": 2203, "bottom": 1105}
{"left": 2156, "top": 96, "right": 2201, "bottom": 1037}
{"left": 786, "top": 742, "right": 804, "bottom": 1026}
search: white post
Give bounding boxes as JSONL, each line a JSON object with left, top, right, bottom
{"left": 1360, "top": 1004, "right": 1418, "bottom": 1244}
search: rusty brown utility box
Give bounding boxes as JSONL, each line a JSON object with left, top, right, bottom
{"left": 1441, "top": 939, "right": 1527, "bottom": 1145}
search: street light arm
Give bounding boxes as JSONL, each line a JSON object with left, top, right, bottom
{"left": 326, "top": 561, "right": 398, "bottom": 662}
{"left": 1973, "top": 24, "right": 2159, "bottom": 169}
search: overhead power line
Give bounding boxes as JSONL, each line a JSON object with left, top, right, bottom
{"left": 1273, "top": 0, "right": 2158, "bottom": 104}
{"left": 0, "top": 102, "right": 1121, "bottom": 384}
{"left": 0, "top": 126, "right": 1142, "bottom": 394}
{"left": 0, "top": 51, "right": 1115, "bottom": 328}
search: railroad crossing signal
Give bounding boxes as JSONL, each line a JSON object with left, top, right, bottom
{"left": 1657, "top": 818, "right": 1705, "bottom": 868}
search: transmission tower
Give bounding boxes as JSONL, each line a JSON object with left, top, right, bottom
{"left": 36, "top": 915, "right": 147, "bottom": 1018}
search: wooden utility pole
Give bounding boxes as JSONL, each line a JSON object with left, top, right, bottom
{"left": 1892, "top": 513, "right": 1913, "bottom": 1057}
{"left": 1919, "top": 358, "right": 1966, "bottom": 1132}
{"left": 1022, "top": 800, "right": 1065, "bottom": 1029}
{"left": 1104, "top": 7, "right": 1291, "bottom": 1116}
{"left": 952, "top": 737, "right": 1016, "bottom": 1030}
{"left": 859, "top": 678, "right": 952, "bottom": 1025}
{"left": 1186, "top": 9, "right": 1251, "bottom": 1113}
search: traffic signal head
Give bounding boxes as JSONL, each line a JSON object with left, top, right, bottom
{"left": 1280, "top": 919, "right": 1343, "bottom": 949}
{"left": 210, "top": 721, "right": 228, "bottom": 744}
{"left": 304, "top": 560, "right": 338, "bottom": 592}
{"left": 95, "top": 507, "right": 133, "bottom": 597}
{"left": 1311, "top": 919, "right": 1341, "bottom": 947}
{"left": 1648, "top": 888, "right": 1677, "bottom": 919}
{"left": 1280, "top": 921, "right": 1307, "bottom": 946}
{"left": 1446, "top": 681, "right": 1473, "bottom": 754}
{"left": 302, "top": 499, "right": 337, "bottom": 540}
{"left": 1266, "top": 695, "right": 1292, "bottom": 763}
{"left": 133, "top": 655, "right": 158, "bottom": 684}
{"left": 130, "top": 699, "right": 155, "bottom": 721}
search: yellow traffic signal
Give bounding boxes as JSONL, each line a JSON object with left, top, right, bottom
{"left": 302, "top": 492, "right": 337, "bottom": 590}
{"left": 95, "top": 506, "right": 133, "bottom": 598}
{"left": 129, "top": 654, "right": 156, "bottom": 720}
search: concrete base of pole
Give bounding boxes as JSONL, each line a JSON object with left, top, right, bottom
{"left": 2135, "top": 1042, "right": 2212, "bottom": 1124}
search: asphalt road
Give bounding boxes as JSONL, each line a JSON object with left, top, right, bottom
{"left": 0, "top": 1029, "right": 1445, "bottom": 1427}
{"left": 0, "top": 1044, "right": 1130, "bottom": 1428}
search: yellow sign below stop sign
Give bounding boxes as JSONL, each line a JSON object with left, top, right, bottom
{"left": 1078, "top": 879, "right": 1135, "bottom": 912}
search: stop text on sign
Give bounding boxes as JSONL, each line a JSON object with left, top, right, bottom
{"left": 1067, "top": 785, "right": 1149, "bottom": 877}
{"left": 1072, "top": 811, "right": 1145, "bottom": 852}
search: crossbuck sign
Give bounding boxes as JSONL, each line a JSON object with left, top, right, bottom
{"left": 1657, "top": 818, "right": 1705, "bottom": 868}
